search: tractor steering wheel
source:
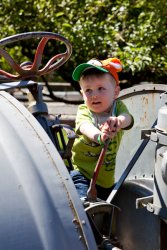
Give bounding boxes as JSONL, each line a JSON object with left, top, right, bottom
{"left": 0, "top": 31, "right": 72, "bottom": 81}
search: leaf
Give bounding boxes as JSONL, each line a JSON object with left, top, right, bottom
{"left": 55, "top": 12, "right": 64, "bottom": 17}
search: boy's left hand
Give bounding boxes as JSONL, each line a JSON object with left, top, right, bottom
{"left": 100, "top": 117, "right": 123, "bottom": 139}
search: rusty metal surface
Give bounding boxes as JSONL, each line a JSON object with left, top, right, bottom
{"left": 111, "top": 84, "right": 167, "bottom": 250}
{"left": 115, "top": 83, "right": 167, "bottom": 181}
{"left": 0, "top": 91, "right": 97, "bottom": 250}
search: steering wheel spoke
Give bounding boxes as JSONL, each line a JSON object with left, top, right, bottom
{"left": 31, "top": 37, "right": 49, "bottom": 72}
{"left": 39, "top": 52, "right": 67, "bottom": 75}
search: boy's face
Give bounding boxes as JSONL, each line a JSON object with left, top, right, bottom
{"left": 80, "top": 73, "right": 120, "bottom": 113}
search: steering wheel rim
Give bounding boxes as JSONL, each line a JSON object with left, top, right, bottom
{"left": 0, "top": 31, "right": 72, "bottom": 81}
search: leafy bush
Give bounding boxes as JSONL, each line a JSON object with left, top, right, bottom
{"left": 0, "top": 0, "right": 166, "bottom": 89}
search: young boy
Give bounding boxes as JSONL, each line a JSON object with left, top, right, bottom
{"left": 70, "top": 58, "right": 133, "bottom": 200}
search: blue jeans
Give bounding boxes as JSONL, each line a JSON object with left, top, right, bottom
{"left": 70, "top": 170, "right": 114, "bottom": 201}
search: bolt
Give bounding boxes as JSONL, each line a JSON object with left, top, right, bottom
{"left": 72, "top": 218, "right": 78, "bottom": 224}
{"left": 81, "top": 220, "right": 86, "bottom": 225}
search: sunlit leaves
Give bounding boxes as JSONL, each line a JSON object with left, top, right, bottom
{"left": 0, "top": 0, "right": 166, "bottom": 84}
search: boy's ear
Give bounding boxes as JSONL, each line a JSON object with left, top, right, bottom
{"left": 114, "top": 85, "right": 120, "bottom": 98}
{"left": 80, "top": 89, "right": 83, "bottom": 96}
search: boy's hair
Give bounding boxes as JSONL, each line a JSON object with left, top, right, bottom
{"left": 80, "top": 68, "right": 116, "bottom": 84}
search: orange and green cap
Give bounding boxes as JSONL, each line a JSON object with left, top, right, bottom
{"left": 72, "top": 58, "right": 122, "bottom": 84}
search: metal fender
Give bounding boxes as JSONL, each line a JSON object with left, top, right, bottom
{"left": 0, "top": 91, "right": 97, "bottom": 250}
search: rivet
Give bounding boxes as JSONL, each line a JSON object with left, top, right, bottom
{"left": 81, "top": 220, "right": 86, "bottom": 225}
{"left": 72, "top": 218, "right": 79, "bottom": 224}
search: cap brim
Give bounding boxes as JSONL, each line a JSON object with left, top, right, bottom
{"left": 72, "top": 63, "right": 108, "bottom": 81}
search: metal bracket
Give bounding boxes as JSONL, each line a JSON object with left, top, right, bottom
{"left": 141, "top": 129, "right": 157, "bottom": 140}
{"left": 136, "top": 196, "right": 167, "bottom": 220}
{"left": 136, "top": 195, "right": 153, "bottom": 209}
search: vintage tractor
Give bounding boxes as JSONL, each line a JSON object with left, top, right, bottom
{"left": 0, "top": 32, "right": 166, "bottom": 250}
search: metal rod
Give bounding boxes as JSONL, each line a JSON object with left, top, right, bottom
{"left": 106, "top": 119, "right": 157, "bottom": 204}
{"left": 87, "top": 139, "right": 110, "bottom": 202}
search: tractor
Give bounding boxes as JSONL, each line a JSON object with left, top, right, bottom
{"left": 0, "top": 32, "right": 166, "bottom": 250}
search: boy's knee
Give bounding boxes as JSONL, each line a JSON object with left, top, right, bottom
{"left": 70, "top": 170, "right": 90, "bottom": 198}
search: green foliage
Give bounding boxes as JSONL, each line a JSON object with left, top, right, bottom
{"left": 0, "top": 0, "right": 166, "bottom": 86}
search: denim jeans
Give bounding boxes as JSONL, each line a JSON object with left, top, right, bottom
{"left": 70, "top": 170, "right": 114, "bottom": 201}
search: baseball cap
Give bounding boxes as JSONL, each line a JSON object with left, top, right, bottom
{"left": 72, "top": 58, "right": 122, "bottom": 84}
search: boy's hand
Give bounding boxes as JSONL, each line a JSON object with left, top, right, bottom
{"left": 100, "top": 117, "right": 123, "bottom": 141}
{"left": 100, "top": 121, "right": 116, "bottom": 141}
{"left": 107, "top": 116, "right": 123, "bottom": 132}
